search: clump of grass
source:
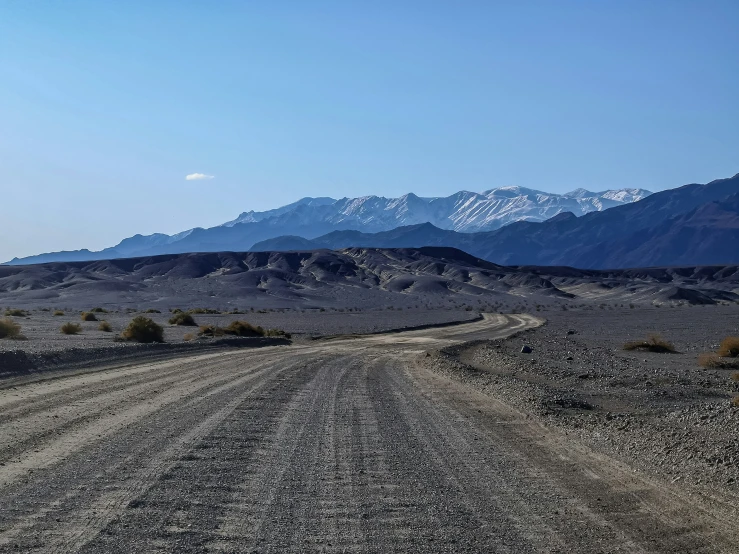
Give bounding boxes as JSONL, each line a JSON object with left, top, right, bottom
{"left": 98, "top": 321, "right": 112, "bottom": 332}
{"left": 265, "top": 328, "right": 291, "bottom": 339}
{"left": 623, "top": 334, "right": 676, "bottom": 353}
{"left": 60, "top": 322, "right": 82, "bottom": 335}
{"left": 183, "top": 333, "right": 195, "bottom": 342}
{"left": 80, "top": 312, "right": 98, "bottom": 322}
{"left": 698, "top": 352, "right": 739, "bottom": 369}
{"left": 53, "top": 310, "right": 65, "bottom": 316}
{"left": 197, "top": 320, "right": 290, "bottom": 339}
{"left": 717, "top": 337, "right": 739, "bottom": 358}
{"left": 697, "top": 336, "right": 739, "bottom": 369}
{"left": 224, "top": 320, "right": 265, "bottom": 337}
{"left": 0, "top": 318, "right": 22, "bottom": 339}
{"left": 144, "top": 309, "right": 161, "bottom": 314}
{"left": 120, "top": 316, "right": 164, "bottom": 343}
{"left": 90, "top": 307, "right": 108, "bottom": 313}
{"left": 169, "top": 312, "right": 196, "bottom": 326}
{"left": 198, "top": 324, "right": 225, "bottom": 337}
{"left": 4, "top": 308, "right": 27, "bottom": 317}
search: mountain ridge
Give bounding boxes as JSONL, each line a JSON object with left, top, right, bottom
{"left": 6, "top": 185, "right": 651, "bottom": 265}
{"left": 251, "top": 174, "right": 739, "bottom": 269}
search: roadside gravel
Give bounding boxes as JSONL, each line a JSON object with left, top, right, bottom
{"left": 420, "top": 305, "right": 739, "bottom": 501}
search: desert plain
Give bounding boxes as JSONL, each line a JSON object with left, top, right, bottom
{"left": 0, "top": 249, "right": 738, "bottom": 552}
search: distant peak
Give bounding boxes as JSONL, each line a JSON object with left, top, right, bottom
{"left": 546, "top": 211, "right": 577, "bottom": 223}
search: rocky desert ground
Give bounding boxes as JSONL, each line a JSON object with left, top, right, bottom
{"left": 1, "top": 251, "right": 738, "bottom": 552}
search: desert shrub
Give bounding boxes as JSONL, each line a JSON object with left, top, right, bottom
{"left": 189, "top": 308, "right": 221, "bottom": 315}
{"left": 53, "top": 310, "right": 65, "bottom": 316}
{"left": 98, "top": 321, "right": 112, "bottom": 332}
{"left": 198, "top": 324, "right": 225, "bottom": 337}
{"left": 698, "top": 353, "right": 739, "bottom": 370}
{"left": 90, "top": 307, "right": 108, "bottom": 313}
{"left": 183, "top": 333, "right": 196, "bottom": 342}
{"left": 60, "top": 322, "right": 82, "bottom": 335}
{"left": 731, "top": 372, "right": 739, "bottom": 382}
{"left": 169, "top": 312, "right": 196, "bottom": 326}
{"left": 265, "top": 328, "right": 291, "bottom": 339}
{"left": 170, "top": 308, "right": 183, "bottom": 314}
{"left": 224, "top": 320, "right": 264, "bottom": 337}
{"left": 81, "top": 312, "right": 98, "bottom": 322}
{"left": 0, "top": 318, "right": 22, "bottom": 339}
{"left": 732, "top": 396, "right": 739, "bottom": 408}
{"left": 121, "top": 316, "right": 164, "bottom": 343}
{"left": 717, "top": 337, "right": 739, "bottom": 358}
{"left": 4, "top": 308, "right": 27, "bottom": 317}
{"left": 144, "top": 309, "right": 161, "bottom": 314}
{"left": 623, "top": 334, "right": 676, "bottom": 353}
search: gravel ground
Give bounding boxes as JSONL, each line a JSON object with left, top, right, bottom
{"left": 2, "top": 314, "right": 736, "bottom": 552}
{"left": 0, "top": 308, "right": 478, "bottom": 355}
{"left": 420, "top": 304, "right": 739, "bottom": 499}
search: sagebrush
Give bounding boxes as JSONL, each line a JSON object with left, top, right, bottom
{"left": 60, "top": 322, "right": 82, "bottom": 335}
{"left": 623, "top": 334, "right": 676, "bottom": 353}
{"left": 169, "top": 312, "right": 196, "bottom": 326}
{"left": 0, "top": 318, "right": 22, "bottom": 339}
{"left": 121, "top": 316, "right": 164, "bottom": 343}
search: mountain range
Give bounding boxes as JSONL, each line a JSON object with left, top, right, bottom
{"left": 6, "top": 174, "right": 739, "bottom": 270}
{"left": 6, "top": 186, "right": 650, "bottom": 266}
{"left": 251, "top": 174, "right": 739, "bottom": 269}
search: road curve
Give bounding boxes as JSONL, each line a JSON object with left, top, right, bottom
{"left": 0, "top": 314, "right": 736, "bottom": 553}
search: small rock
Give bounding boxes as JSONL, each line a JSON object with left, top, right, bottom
{"left": 521, "top": 345, "right": 532, "bottom": 354}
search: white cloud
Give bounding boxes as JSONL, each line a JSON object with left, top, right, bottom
{"left": 185, "top": 173, "right": 215, "bottom": 181}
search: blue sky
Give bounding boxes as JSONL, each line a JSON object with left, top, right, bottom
{"left": 1, "top": 1, "right": 738, "bottom": 260}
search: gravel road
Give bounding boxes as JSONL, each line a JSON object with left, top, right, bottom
{"left": 0, "top": 314, "right": 736, "bottom": 553}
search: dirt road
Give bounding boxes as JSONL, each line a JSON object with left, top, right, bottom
{"left": 0, "top": 314, "right": 736, "bottom": 553}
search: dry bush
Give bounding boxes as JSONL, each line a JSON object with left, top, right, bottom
{"left": 731, "top": 372, "right": 739, "bottom": 382}
{"left": 53, "top": 310, "right": 65, "bottom": 316}
{"left": 90, "top": 307, "right": 108, "bottom": 313}
{"left": 81, "top": 312, "right": 98, "bottom": 322}
{"left": 60, "top": 322, "right": 82, "bottom": 335}
{"left": 98, "top": 321, "right": 112, "bottom": 332}
{"left": 169, "top": 312, "right": 196, "bottom": 326}
{"left": 732, "top": 396, "right": 739, "bottom": 408}
{"left": 717, "top": 337, "right": 739, "bottom": 358}
{"left": 120, "top": 316, "right": 164, "bottom": 343}
{"left": 265, "top": 328, "right": 291, "bottom": 339}
{"left": 224, "top": 320, "right": 265, "bottom": 337}
{"left": 189, "top": 308, "right": 221, "bottom": 315}
{"left": 144, "top": 309, "right": 161, "bottom": 314}
{"left": 198, "top": 324, "right": 225, "bottom": 337}
{"left": 183, "top": 333, "right": 195, "bottom": 342}
{"left": 623, "top": 334, "right": 676, "bottom": 353}
{"left": 197, "top": 321, "right": 289, "bottom": 339}
{"left": 0, "top": 318, "right": 22, "bottom": 339}
{"left": 698, "top": 353, "right": 739, "bottom": 370}
{"left": 4, "top": 308, "right": 27, "bottom": 317}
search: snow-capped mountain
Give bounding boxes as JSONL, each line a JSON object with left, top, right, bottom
{"left": 5, "top": 186, "right": 651, "bottom": 265}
